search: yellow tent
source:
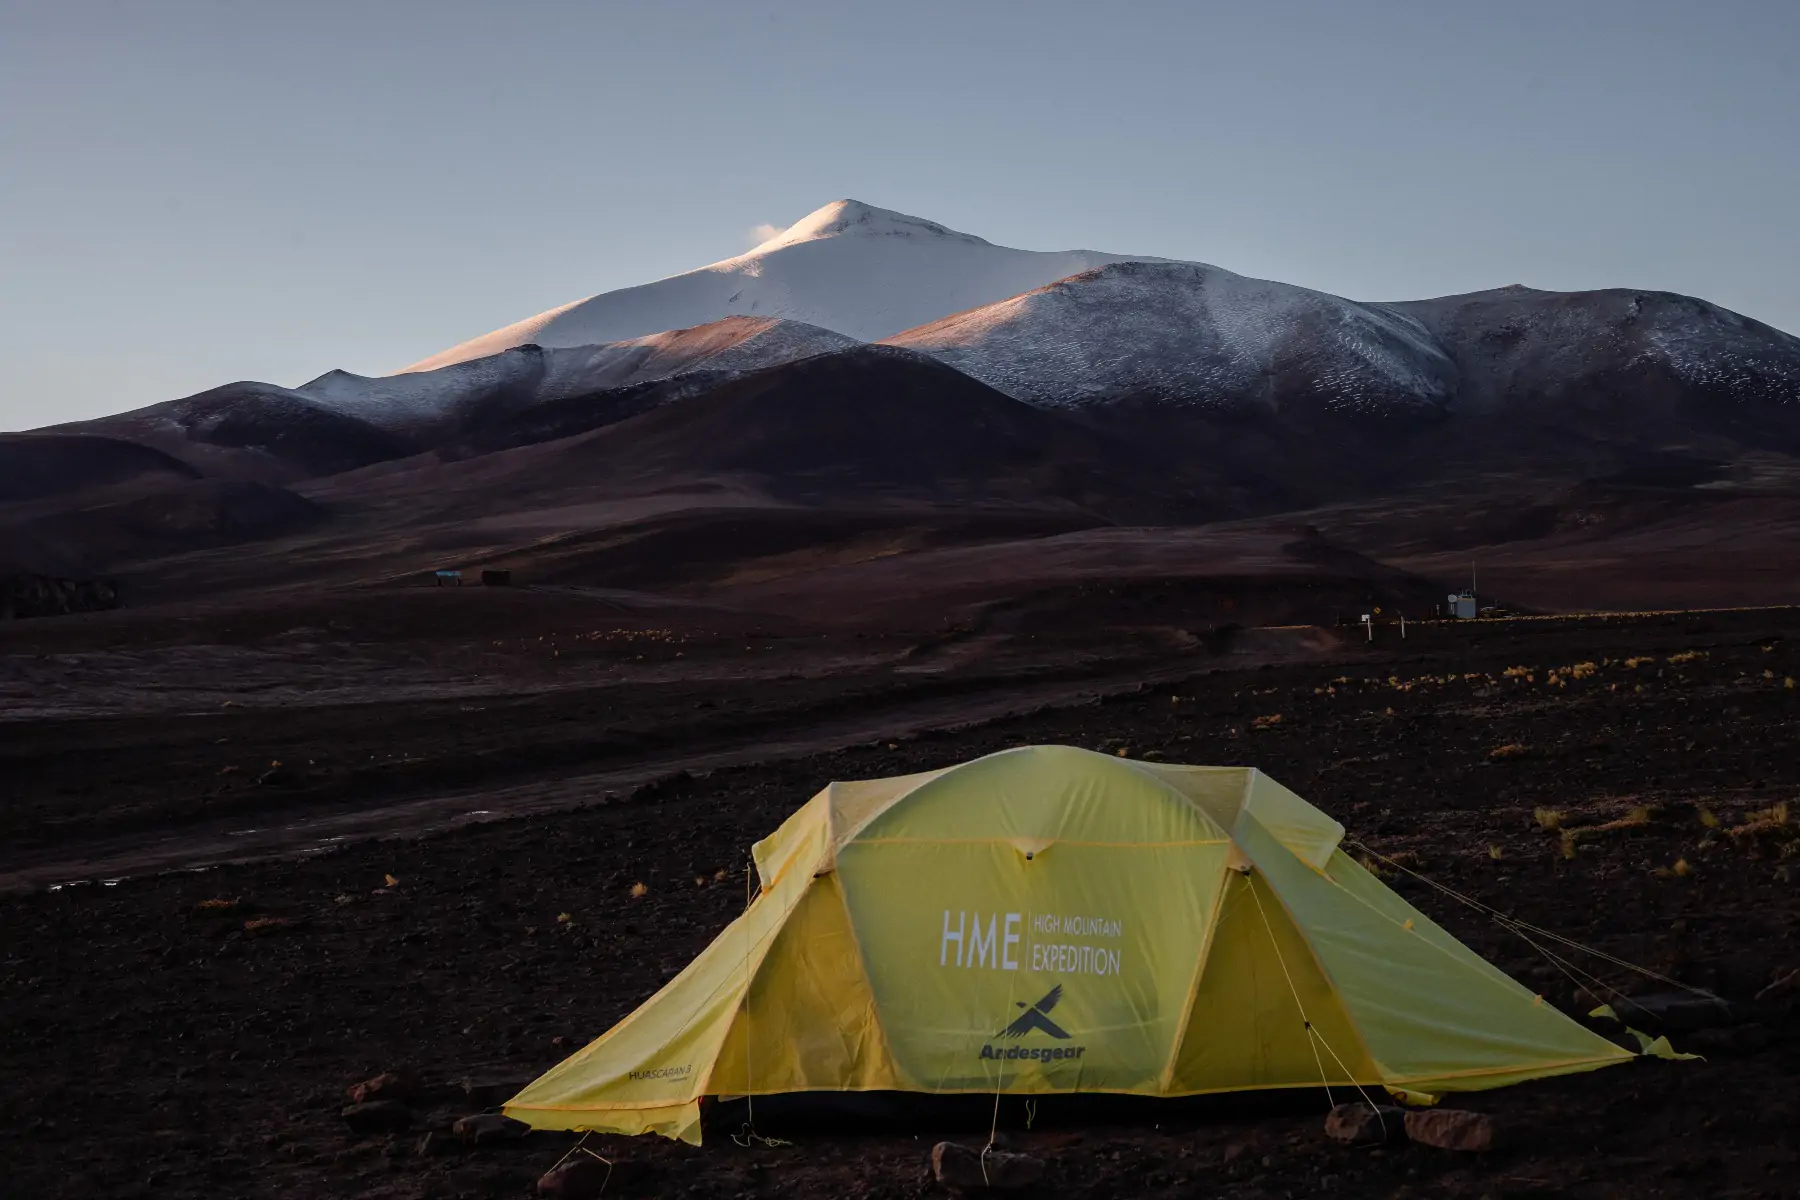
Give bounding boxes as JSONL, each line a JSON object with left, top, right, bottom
{"left": 505, "top": 746, "right": 1633, "bottom": 1143}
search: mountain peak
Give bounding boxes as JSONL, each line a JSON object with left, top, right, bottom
{"left": 754, "top": 200, "right": 991, "bottom": 251}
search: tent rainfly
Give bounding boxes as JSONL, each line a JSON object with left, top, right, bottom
{"left": 505, "top": 746, "right": 1636, "bottom": 1143}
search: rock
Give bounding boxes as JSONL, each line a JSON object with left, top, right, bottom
{"left": 347, "top": 1070, "right": 416, "bottom": 1104}
{"left": 930, "top": 1141, "right": 1045, "bottom": 1190}
{"left": 1608, "top": 992, "right": 1736, "bottom": 1033}
{"left": 1324, "top": 1102, "right": 1404, "bottom": 1145}
{"left": 538, "top": 1154, "right": 612, "bottom": 1198}
{"left": 454, "top": 1112, "right": 531, "bottom": 1146}
{"left": 341, "top": 1100, "right": 413, "bottom": 1135}
{"left": 1755, "top": 968, "right": 1800, "bottom": 1002}
{"left": 1404, "top": 1108, "right": 1496, "bottom": 1152}
{"left": 1687, "top": 1023, "right": 1771, "bottom": 1055}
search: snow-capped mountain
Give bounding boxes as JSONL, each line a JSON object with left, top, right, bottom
{"left": 34, "top": 198, "right": 1800, "bottom": 496}
{"left": 886, "top": 261, "right": 1458, "bottom": 418}
{"left": 402, "top": 200, "right": 1167, "bottom": 372}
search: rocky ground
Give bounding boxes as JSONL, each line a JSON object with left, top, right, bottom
{"left": 2, "top": 607, "right": 1799, "bottom": 1198}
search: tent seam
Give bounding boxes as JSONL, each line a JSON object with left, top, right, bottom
{"left": 1158, "top": 851, "right": 1237, "bottom": 1091}
{"left": 820, "top": 854, "right": 914, "bottom": 1094}
{"left": 1241, "top": 824, "right": 1390, "bottom": 1083}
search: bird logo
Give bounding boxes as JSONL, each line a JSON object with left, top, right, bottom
{"left": 996, "top": 984, "right": 1071, "bottom": 1040}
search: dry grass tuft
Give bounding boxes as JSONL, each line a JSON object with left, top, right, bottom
{"left": 1533, "top": 807, "right": 1565, "bottom": 832}
{"left": 1667, "top": 650, "right": 1704, "bottom": 665}
{"left": 1490, "top": 743, "right": 1527, "bottom": 760}
{"left": 629, "top": 882, "right": 648, "bottom": 899}
{"left": 1729, "top": 801, "right": 1791, "bottom": 839}
{"left": 1585, "top": 806, "right": 1654, "bottom": 835}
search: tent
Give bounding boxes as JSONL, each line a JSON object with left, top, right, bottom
{"left": 505, "top": 746, "right": 1634, "bottom": 1143}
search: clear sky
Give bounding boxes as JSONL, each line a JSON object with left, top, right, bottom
{"left": 3, "top": 0, "right": 1796, "bottom": 431}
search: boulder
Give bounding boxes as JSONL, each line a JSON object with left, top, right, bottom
{"left": 341, "top": 1100, "right": 414, "bottom": 1135}
{"left": 348, "top": 1070, "right": 416, "bottom": 1104}
{"left": 1608, "top": 992, "right": 1735, "bottom": 1033}
{"left": 538, "top": 1154, "right": 612, "bottom": 1198}
{"left": 931, "top": 1141, "right": 1045, "bottom": 1190}
{"left": 454, "top": 1112, "right": 532, "bottom": 1146}
{"left": 1404, "top": 1108, "right": 1496, "bottom": 1152}
{"left": 1324, "top": 1102, "right": 1404, "bottom": 1145}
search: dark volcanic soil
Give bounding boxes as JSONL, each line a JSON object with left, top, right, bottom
{"left": 3, "top": 608, "right": 1800, "bottom": 1199}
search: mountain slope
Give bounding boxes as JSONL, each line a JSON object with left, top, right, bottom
{"left": 886, "top": 260, "right": 1457, "bottom": 419}
{"left": 402, "top": 201, "right": 1166, "bottom": 371}
{"left": 1393, "top": 286, "right": 1800, "bottom": 447}
{"left": 294, "top": 316, "right": 857, "bottom": 437}
{"left": 396, "top": 345, "right": 1242, "bottom": 524}
{"left": 62, "top": 383, "right": 416, "bottom": 479}
{"left": 0, "top": 433, "right": 201, "bottom": 503}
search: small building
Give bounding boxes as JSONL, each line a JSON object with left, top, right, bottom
{"left": 1446, "top": 591, "right": 1478, "bottom": 619}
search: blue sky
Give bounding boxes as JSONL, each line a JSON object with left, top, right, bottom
{"left": 3, "top": 0, "right": 1796, "bottom": 430}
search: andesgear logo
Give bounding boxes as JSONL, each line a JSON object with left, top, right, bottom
{"left": 979, "top": 984, "right": 1088, "bottom": 1063}
{"left": 996, "top": 984, "right": 1071, "bottom": 1039}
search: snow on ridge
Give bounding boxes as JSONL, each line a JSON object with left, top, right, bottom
{"left": 288, "top": 317, "right": 860, "bottom": 431}
{"left": 1394, "top": 287, "right": 1800, "bottom": 414}
{"left": 298, "top": 347, "right": 544, "bottom": 423}
{"left": 887, "top": 260, "right": 1458, "bottom": 416}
